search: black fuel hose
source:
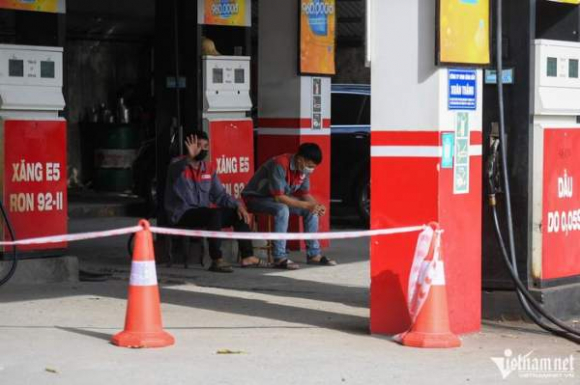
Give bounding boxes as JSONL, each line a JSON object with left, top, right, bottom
{"left": 492, "top": 0, "right": 580, "bottom": 343}
{"left": 488, "top": 139, "right": 579, "bottom": 341}
{"left": 490, "top": 206, "right": 580, "bottom": 343}
{"left": 0, "top": 198, "right": 17, "bottom": 287}
{"left": 486, "top": 141, "right": 563, "bottom": 336}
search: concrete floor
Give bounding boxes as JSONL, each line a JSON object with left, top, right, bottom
{"left": 0, "top": 217, "right": 578, "bottom": 384}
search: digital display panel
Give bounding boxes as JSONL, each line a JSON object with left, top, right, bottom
{"left": 41, "top": 61, "right": 55, "bottom": 79}
{"left": 213, "top": 68, "right": 223, "bottom": 84}
{"left": 9, "top": 59, "right": 23, "bottom": 77}
{"left": 234, "top": 68, "right": 244, "bottom": 84}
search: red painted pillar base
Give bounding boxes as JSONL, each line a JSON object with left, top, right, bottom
{"left": 370, "top": 130, "right": 482, "bottom": 335}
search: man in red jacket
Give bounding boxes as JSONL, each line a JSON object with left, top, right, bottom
{"left": 164, "top": 131, "right": 268, "bottom": 273}
{"left": 242, "top": 143, "right": 336, "bottom": 270}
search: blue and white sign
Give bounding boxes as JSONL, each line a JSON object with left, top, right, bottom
{"left": 448, "top": 69, "right": 477, "bottom": 111}
{"left": 484, "top": 68, "right": 514, "bottom": 85}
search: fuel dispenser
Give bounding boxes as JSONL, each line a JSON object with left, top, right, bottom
{"left": 0, "top": 44, "right": 67, "bottom": 257}
{"left": 483, "top": 0, "right": 580, "bottom": 320}
{"left": 202, "top": 55, "right": 254, "bottom": 198}
{"left": 531, "top": 39, "right": 580, "bottom": 290}
{"left": 196, "top": 0, "right": 254, "bottom": 200}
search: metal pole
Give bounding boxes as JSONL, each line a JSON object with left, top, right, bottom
{"left": 173, "top": 0, "right": 183, "bottom": 155}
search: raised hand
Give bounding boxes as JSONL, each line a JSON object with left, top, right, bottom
{"left": 185, "top": 135, "right": 202, "bottom": 160}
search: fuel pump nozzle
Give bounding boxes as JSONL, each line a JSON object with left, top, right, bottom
{"left": 486, "top": 123, "right": 502, "bottom": 207}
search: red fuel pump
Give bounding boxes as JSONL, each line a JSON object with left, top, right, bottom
{"left": 0, "top": 44, "right": 67, "bottom": 257}
{"left": 198, "top": 1, "right": 254, "bottom": 200}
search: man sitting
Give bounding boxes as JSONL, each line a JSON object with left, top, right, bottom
{"left": 164, "top": 131, "right": 268, "bottom": 273}
{"left": 242, "top": 143, "right": 336, "bottom": 270}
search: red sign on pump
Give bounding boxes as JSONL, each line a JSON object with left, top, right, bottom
{"left": 1, "top": 120, "right": 67, "bottom": 251}
{"left": 542, "top": 129, "right": 580, "bottom": 280}
{"left": 208, "top": 119, "right": 254, "bottom": 200}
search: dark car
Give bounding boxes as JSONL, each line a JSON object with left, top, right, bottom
{"left": 331, "top": 83, "right": 370, "bottom": 223}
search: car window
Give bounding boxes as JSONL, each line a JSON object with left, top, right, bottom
{"left": 331, "top": 93, "right": 365, "bottom": 126}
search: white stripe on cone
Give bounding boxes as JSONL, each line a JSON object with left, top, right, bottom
{"left": 432, "top": 261, "right": 446, "bottom": 286}
{"left": 129, "top": 261, "right": 158, "bottom": 287}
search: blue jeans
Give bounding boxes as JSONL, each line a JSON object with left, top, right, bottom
{"left": 245, "top": 198, "right": 321, "bottom": 261}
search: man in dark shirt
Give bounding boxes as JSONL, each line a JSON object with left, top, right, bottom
{"left": 164, "top": 131, "right": 268, "bottom": 273}
{"left": 242, "top": 143, "right": 336, "bottom": 269}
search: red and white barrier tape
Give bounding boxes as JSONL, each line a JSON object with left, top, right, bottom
{"left": 405, "top": 228, "right": 442, "bottom": 324}
{"left": 394, "top": 226, "right": 443, "bottom": 342}
{"left": 149, "top": 225, "right": 425, "bottom": 241}
{"left": 0, "top": 226, "right": 143, "bottom": 246}
{"left": 0, "top": 224, "right": 425, "bottom": 246}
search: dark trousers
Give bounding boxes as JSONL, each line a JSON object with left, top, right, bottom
{"left": 177, "top": 207, "right": 253, "bottom": 261}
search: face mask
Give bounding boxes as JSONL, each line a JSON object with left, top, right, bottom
{"left": 194, "top": 150, "right": 208, "bottom": 161}
{"left": 303, "top": 166, "right": 315, "bottom": 175}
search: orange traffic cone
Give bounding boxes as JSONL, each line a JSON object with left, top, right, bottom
{"left": 401, "top": 230, "right": 461, "bottom": 348}
{"left": 112, "top": 220, "right": 175, "bottom": 348}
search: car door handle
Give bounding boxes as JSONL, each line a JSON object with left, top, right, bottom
{"left": 355, "top": 135, "right": 366, "bottom": 139}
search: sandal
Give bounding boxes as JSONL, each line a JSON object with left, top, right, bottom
{"left": 241, "top": 258, "right": 271, "bottom": 268}
{"left": 208, "top": 260, "right": 234, "bottom": 273}
{"left": 307, "top": 256, "right": 337, "bottom": 266}
{"left": 273, "top": 259, "right": 300, "bottom": 270}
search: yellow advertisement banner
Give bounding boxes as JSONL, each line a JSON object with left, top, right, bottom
{"left": 300, "top": 0, "right": 336, "bottom": 76}
{"left": 546, "top": 0, "right": 580, "bottom": 4}
{"left": 0, "top": 0, "right": 64, "bottom": 13}
{"left": 439, "top": 0, "right": 490, "bottom": 66}
{"left": 204, "top": 0, "right": 248, "bottom": 27}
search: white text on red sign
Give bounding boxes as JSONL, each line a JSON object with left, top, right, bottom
{"left": 558, "top": 170, "right": 573, "bottom": 198}
{"left": 223, "top": 183, "right": 245, "bottom": 199}
{"left": 547, "top": 170, "right": 577, "bottom": 235}
{"left": 216, "top": 156, "right": 250, "bottom": 175}
{"left": 9, "top": 191, "right": 64, "bottom": 213}
{"left": 11, "top": 161, "right": 61, "bottom": 182}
